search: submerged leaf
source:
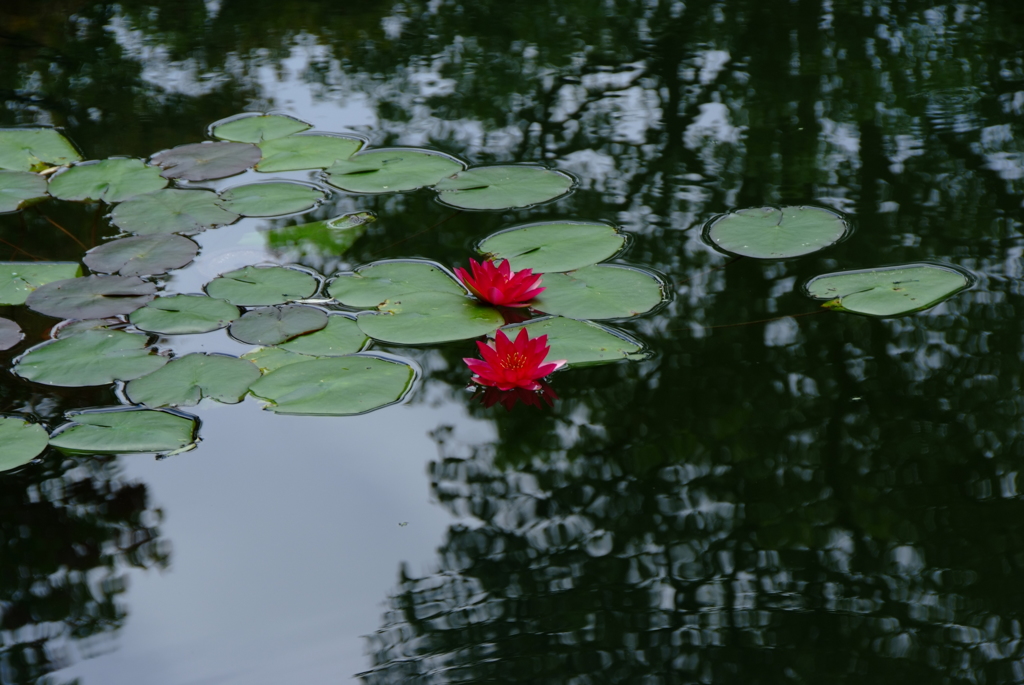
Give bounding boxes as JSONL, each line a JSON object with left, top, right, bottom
{"left": 0, "top": 170, "right": 48, "bottom": 213}
{"left": 328, "top": 260, "right": 465, "bottom": 308}
{"left": 211, "top": 113, "right": 312, "bottom": 143}
{"left": 48, "top": 159, "right": 167, "bottom": 203}
{"left": 84, "top": 234, "right": 198, "bottom": 276}
{"left": 0, "top": 317, "right": 24, "bottom": 351}
{"left": 705, "top": 205, "right": 848, "bottom": 259}
{"left": 0, "top": 262, "right": 82, "bottom": 305}
{"left": 265, "top": 212, "right": 372, "bottom": 260}
{"left": 324, "top": 148, "right": 465, "bottom": 193}
{"left": 151, "top": 141, "right": 262, "bottom": 181}
{"left": 217, "top": 182, "right": 324, "bottom": 217}
{"left": 205, "top": 265, "right": 319, "bottom": 306}
{"left": 279, "top": 314, "right": 368, "bottom": 356}
{"left": 26, "top": 275, "right": 157, "bottom": 319}
{"left": 434, "top": 165, "right": 574, "bottom": 210}
{"left": 125, "top": 353, "right": 262, "bottom": 408}
{"left": 129, "top": 294, "right": 240, "bottom": 335}
{"left": 228, "top": 305, "right": 328, "bottom": 345}
{"left": 256, "top": 134, "right": 363, "bottom": 173}
{"left": 805, "top": 263, "right": 971, "bottom": 316}
{"left": 14, "top": 330, "right": 167, "bottom": 387}
{"left": 0, "top": 128, "right": 81, "bottom": 172}
{"left": 532, "top": 265, "right": 665, "bottom": 320}
{"left": 357, "top": 291, "right": 504, "bottom": 344}
{"left": 478, "top": 221, "right": 626, "bottom": 273}
{"left": 501, "top": 316, "right": 647, "bottom": 367}
{"left": 111, "top": 189, "right": 239, "bottom": 235}
{"left": 49, "top": 408, "right": 197, "bottom": 455}
{"left": 0, "top": 416, "right": 49, "bottom": 472}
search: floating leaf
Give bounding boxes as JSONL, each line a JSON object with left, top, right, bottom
{"left": 805, "top": 263, "right": 971, "bottom": 316}
{"left": 279, "top": 314, "right": 368, "bottom": 356}
{"left": 0, "top": 262, "right": 82, "bottom": 305}
{"left": 14, "top": 330, "right": 167, "bottom": 387}
{"left": 129, "top": 294, "right": 240, "bottom": 334}
{"left": 0, "top": 170, "right": 48, "bottom": 213}
{"left": 479, "top": 221, "right": 626, "bottom": 273}
{"left": 111, "top": 189, "right": 239, "bottom": 235}
{"left": 205, "top": 265, "right": 319, "bottom": 306}
{"left": 357, "top": 292, "right": 503, "bottom": 344}
{"left": 228, "top": 305, "right": 328, "bottom": 345}
{"left": 210, "top": 113, "right": 312, "bottom": 143}
{"left": 265, "top": 212, "right": 372, "bottom": 260}
{"left": 242, "top": 346, "right": 319, "bottom": 373}
{"left": 328, "top": 260, "right": 464, "bottom": 308}
{"left": 705, "top": 205, "right": 848, "bottom": 259}
{"left": 532, "top": 265, "right": 665, "bottom": 320}
{"left": 48, "top": 159, "right": 168, "bottom": 203}
{"left": 84, "top": 234, "right": 198, "bottom": 276}
{"left": 324, "top": 148, "right": 465, "bottom": 193}
{"left": 0, "top": 317, "right": 24, "bottom": 351}
{"left": 49, "top": 409, "right": 197, "bottom": 455}
{"left": 53, "top": 318, "right": 124, "bottom": 338}
{"left": 0, "top": 416, "right": 48, "bottom": 472}
{"left": 26, "top": 275, "right": 157, "bottom": 319}
{"left": 501, "top": 316, "right": 647, "bottom": 367}
{"left": 151, "top": 141, "right": 262, "bottom": 181}
{"left": 256, "top": 134, "right": 363, "bottom": 173}
{"left": 217, "top": 182, "right": 324, "bottom": 217}
{"left": 125, "top": 353, "right": 262, "bottom": 408}
{"left": 0, "top": 128, "right": 81, "bottom": 172}
{"left": 250, "top": 355, "right": 415, "bottom": 416}
{"left": 434, "top": 165, "right": 574, "bottom": 210}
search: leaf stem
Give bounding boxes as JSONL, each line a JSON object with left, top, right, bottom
{"left": 34, "top": 208, "right": 87, "bottom": 250}
{"left": 0, "top": 236, "right": 43, "bottom": 260}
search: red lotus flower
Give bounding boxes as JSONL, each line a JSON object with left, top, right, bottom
{"left": 474, "top": 381, "right": 559, "bottom": 411}
{"left": 464, "top": 328, "right": 567, "bottom": 391}
{"left": 454, "top": 258, "right": 544, "bottom": 307}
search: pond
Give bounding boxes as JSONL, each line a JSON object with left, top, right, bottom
{"left": 2, "top": 0, "right": 1024, "bottom": 683}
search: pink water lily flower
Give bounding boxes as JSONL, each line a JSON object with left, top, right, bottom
{"left": 464, "top": 328, "right": 567, "bottom": 391}
{"left": 454, "top": 258, "right": 544, "bottom": 307}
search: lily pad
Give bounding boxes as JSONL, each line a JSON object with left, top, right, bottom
{"left": 357, "top": 291, "right": 504, "bottom": 344}
{"left": 211, "top": 113, "right": 312, "bottom": 144}
{"left": 125, "top": 353, "right": 262, "bottom": 408}
{"left": 434, "top": 165, "right": 574, "bottom": 210}
{"left": 26, "top": 275, "right": 157, "bottom": 319}
{"left": 805, "top": 263, "right": 971, "bottom": 316}
{"left": 0, "top": 317, "right": 24, "bottom": 351}
{"left": 0, "top": 262, "right": 82, "bottom": 305}
{"left": 48, "top": 409, "right": 197, "bottom": 455}
{"left": 14, "top": 330, "right": 167, "bottom": 387}
{"left": 279, "top": 314, "right": 368, "bottom": 356}
{"left": 256, "top": 134, "right": 363, "bottom": 173}
{"left": 228, "top": 305, "right": 328, "bottom": 345}
{"left": 151, "top": 141, "right": 262, "bottom": 181}
{"left": 479, "top": 221, "right": 626, "bottom": 273}
{"left": 250, "top": 355, "right": 415, "bottom": 416}
{"left": 328, "top": 260, "right": 465, "bottom": 308}
{"left": 324, "top": 148, "right": 465, "bottom": 193}
{"left": 129, "top": 294, "right": 240, "bottom": 334}
{"left": 242, "top": 346, "right": 319, "bottom": 373}
{"left": 501, "top": 316, "right": 647, "bottom": 367}
{"left": 532, "top": 265, "right": 665, "bottom": 320}
{"left": 53, "top": 318, "right": 125, "bottom": 338}
{"left": 0, "top": 170, "right": 48, "bottom": 213}
{"left": 217, "top": 182, "right": 324, "bottom": 217}
{"left": 48, "top": 159, "right": 168, "bottom": 203}
{"left": 0, "top": 128, "right": 81, "bottom": 172}
{"left": 111, "top": 189, "right": 239, "bottom": 235}
{"left": 705, "top": 205, "right": 848, "bottom": 259}
{"left": 205, "top": 265, "right": 319, "bottom": 306}
{"left": 0, "top": 416, "right": 49, "bottom": 472}
{"left": 265, "top": 212, "right": 373, "bottom": 259}
{"left": 84, "top": 234, "right": 198, "bottom": 276}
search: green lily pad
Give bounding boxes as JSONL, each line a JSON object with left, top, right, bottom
{"left": 125, "top": 353, "right": 262, "bottom": 408}
{"left": 705, "top": 205, "right": 849, "bottom": 259}
{"left": 111, "top": 189, "right": 239, "bottom": 235}
{"left": 242, "top": 346, "right": 319, "bottom": 373}
{"left": 211, "top": 113, "right": 312, "bottom": 143}
{"left": 0, "top": 416, "right": 49, "bottom": 472}
{"left": 532, "top": 265, "right": 665, "bottom": 320}
{"left": 0, "top": 317, "right": 24, "bottom": 351}
{"left": 805, "top": 263, "right": 971, "bottom": 316}
{"left": 328, "top": 260, "right": 465, "bottom": 308}
{"left": 26, "top": 275, "right": 157, "bottom": 319}
{"left": 0, "top": 128, "right": 81, "bottom": 172}
{"left": 14, "top": 329, "right": 167, "bottom": 387}
{"left": 279, "top": 314, "right": 368, "bottom": 356}
{"left": 48, "top": 159, "right": 168, "bottom": 203}
{"left": 265, "top": 212, "right": 373, "bottom": 260}
{"left": 228, "top": 305, "right": 328, "bottom": 345}
{"left": 129, "top": 294, "right": 240, "bottom": 335}
{"left": 0, "top": 170, "right": 48, "bottom": 213}
{"left": 434, "top": 165, "right": 574, "bottom": 210}
{"left": 0, "top": 262, "right": 82, "bottom": 305}
{"left": 256, "top": 134, "right": 363, "bottom": 173}
{"left": 84, "top": 234, "right": 198, "bottom": 276}
{"left": 151, "top": 141, "right": 262, "bottom": 181}
{"left": 205, "top": 265, "right": 319, "bottom": 306}
{"left": 479, "top": 221, "right": 626, "bottom": 273}
{"left": 53, "top": 318, "right": 125, "bottom": 338}
{"left": 217, "top": 182, "right": 324, "bottom": 217}
{"left": 49, "top": 409, "right": 197, "bottom": 455}
{"left": 324, "top": 148, "right": 465, "bottom": 193}
{"left": 501, "top": 316, "right": 647, "bottom": 367}
{"left": 357, "top": 291, "right": 504, "bottom": 344}
{"left": 250, "top": 355, "right": 415, "bottom": 416}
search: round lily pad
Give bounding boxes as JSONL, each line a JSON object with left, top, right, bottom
{"left": 0, "top": 262, "right": 82, "bottom": 305}
{"left": 111, "top": 188, "right": 240, "bottom": 235}
{"left": 84, "top": 234, "right": 198, "bottom": 276}
{"left": 26, "top": 275, "right": 157, "bottom": 319}
{"left": 501, "top": 316, "right": 647, "bottom": 367}
{"left": 328, "top": 260, "right": 465, "bottom": 308}
{"left": 265, "top": 212, "right": 373, "bottom": 259}
{"left": 0, "top": 170, "right": 48, "bottom": 213}
{"left": 48, "top": 159, "right": 168, "bottom": 203}
{"left": 478, "top": 221, "right": 626, "bottom": 273}
{"left": 210, "top": 113, "right": 312, "bottom": 143}
{"left": 256, "top": 134, "right": 363, "bottom": 173}
{"left": 205, "top": 265, "right": 319, "bottom": 306}
{"left": 151, "top": 141, "right": 262, "bottom": 181}
{"left": 250, "top": 355, "right": 415, "bottom": 416}
{"left": 0, "top": 317, "right": 24, "bottom": 351}
{"left": 357, "top": 291, "right": 504, "bottom": 344}
{"left": 434, "top": 165, "right": 574, "bottom": 210}
{"left": 228, "top": 305, "right": 328, "bottom": 345}
{"left": 217, "top": 182, "right": 324, "bottom": 217}
{"left": 705, "top": 205, "right": 849, "bottom": 259}
{"left": 324, "top": 148, "right": 465, "bottom": 193}
{"left": 129, "top": 294, "right": 241, "bottom": 334}
{"left": 242, "top": 346, "right": 319, "bottom": 373}
{"left": 0, "top": 128, "right": 81, "bottom": 172}
{"left": 14, "top": 330, "right": 167, "bottom": 387}
{"left": 805, "top": 263, "right": 971, "bottom": 316}
{"left": 531, "top": 265, "right": 665, "bottom": 320}
{"left": 0, "top": 416, "right": 49, "bottom": 472}
{"left": 279, "top": 314, "right": 368, "bottom": 356}
{"left": 49, "top": 409, "right": 197, "bottom": 455}
{"left": 53, "top": 318, "right": 125, "bottom": 338}
{"left": 125, "top": 353, "right": 262, "bottom": 408}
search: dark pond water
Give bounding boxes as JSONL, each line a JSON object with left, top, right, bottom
{"left": 3, "top": 0, "right": 1024, "bottom": 683}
